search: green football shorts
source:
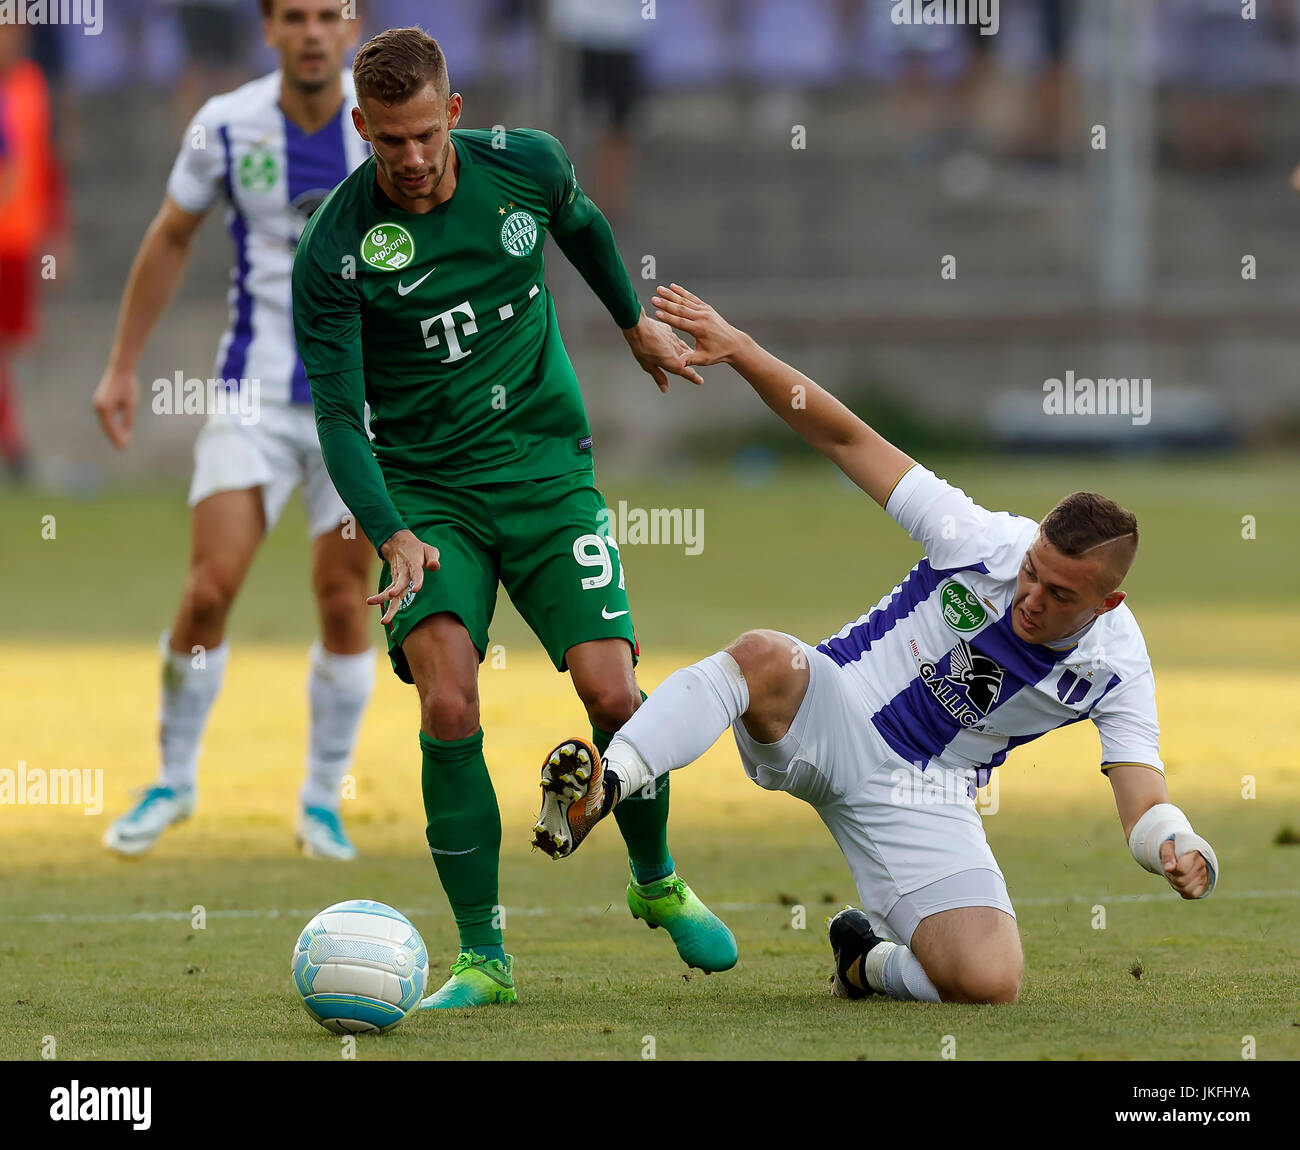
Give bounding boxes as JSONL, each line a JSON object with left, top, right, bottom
{"left": 378, "top": 470, "right": 638, "bottom": 683}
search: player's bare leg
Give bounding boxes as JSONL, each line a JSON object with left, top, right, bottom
{"left": 727, "top": 629, "right": 811, "bottom": 744}
{"left": 566, "top": 639, "right": 649, "bottom": 857}
{"left": 535, "top": 628, "right": 809, "bottom": 859}
{"left": 171, "top": 488, "right": 266, "bottom": 652}
{"left": 538, "top": 636, "right": 769, "bottom": 966}
{"left": 312, "top": 526, "right": 373, "bottom": 657}
{"left": 404, "top": 614, "right": 515, "bottom": 1008}
{"left": 103, "top": 489, "right": 264, "bottom": 856}
{"left": 296, "top": 525, "right": 376, "bottom": 860}
{"left": 910, "top": 906, "right": 1022, "bottom": 1004}
{"left": 830, "top": 904, "right": 1021, "bottom": 1005}
{"left": 566, "top": 637, "right": 641, "bottom": 739}
{"left": 404, "top": 612, "right": 482, "bottom": 741}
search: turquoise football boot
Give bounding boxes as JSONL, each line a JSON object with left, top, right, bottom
{"left": 102, "top": 785, "right": 195, "bottom": 857}
{"left": 296, "top": 805, "right": 357, "bottom": 861}
{"left": 627, "top": 873, "right": 738, "bottom": 973}
{"left": 420, "top": 951, "right": 517, "bottom": 1009}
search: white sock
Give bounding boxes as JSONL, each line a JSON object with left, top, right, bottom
{"left": 300, "top": 641, "right": 376, "bottom": 812}
{"left": 157, "top": 629, "right": 229, "bottom": 793}
{"left": 866, "top": 941, "right": 942, "bottom": 1003}
{"left": 604, "top": 651, "right": 750, "bottom": 797}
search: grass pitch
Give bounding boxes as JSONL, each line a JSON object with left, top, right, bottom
{"left": 1, "top": 455, "right": 1298, "bottom": 1060}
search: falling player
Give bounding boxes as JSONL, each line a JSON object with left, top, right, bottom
{"left": 533, "top": 283, "right": 1219, "bottom": 1005}
{"left": 93, "top": 0, "right": 375, "bottom": 860}
{"left": 291, "top": 29, "right": 736, "bottom": 1008}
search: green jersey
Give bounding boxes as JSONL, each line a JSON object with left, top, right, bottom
{"left": 292, "top": 128, "right": 642, "bottom": 553}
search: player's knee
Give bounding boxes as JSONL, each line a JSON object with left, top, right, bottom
{"left": 420, "top": 684, "right": 480, "bottom": 741}
{"left": 579, "top": 679, "right": 639, "bottom": 732}
{"left": 314, "top": 577, "right": 368, "bottom": 639}
{"left": 185, "top": 561, "right": 239, "bottom": 626}
{"left": 728, "top": 629, "right": 788, "bottom": 677}
{"left": 954, "top": 969, "right": 1021, "bottom": 1005}
{"left": 727, "top": 629, "right": 806, "bottom": 701}
{"left": 938, "top": 953, "right": 1023, "bottom": 1005}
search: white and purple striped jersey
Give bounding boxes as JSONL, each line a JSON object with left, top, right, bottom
{"left": 818, "top": 465, "right": 1163, "bottom": 784}
{"left": 166, "top": 70, "right": 370, "bottom": 406}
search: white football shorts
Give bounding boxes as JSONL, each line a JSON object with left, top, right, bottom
{"left": 188, "top": 403, "right": 351, "bottom": 539}
{"left": 732, "top": 634, "right": 1015, "bottom": 946}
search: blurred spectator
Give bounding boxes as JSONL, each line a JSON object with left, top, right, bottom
{"left": 551, "top": 0, "right": 646, "bottom": 223}
{"left": 366, "top": 0, "right": 492, "bottom": 85}
{"left": 641, "top": 0, "right": 732, "bottom": 88}
{"left": 0, "top": 22, "right": 64, "bottom": 481}
{"left": 61, "top": 0, "right": 186, "bottom": 94}
{"left": 741, "top": 0, "right": 840, "bottom": 87}
{"left": 1157, "top": 0, "right": 1299, "bottom": 169}
{"left": 161, "top": 0, "right": 257, "bottom": 125}
{"left": 854, "top": 0, "right": 974, "bottom": 164}
{"left": 997, "top": 0, "right": 1076, "bottom": 164}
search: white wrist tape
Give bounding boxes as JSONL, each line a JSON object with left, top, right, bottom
{"left": 1128, "top": 802, "right": 1218, "bottom": 898}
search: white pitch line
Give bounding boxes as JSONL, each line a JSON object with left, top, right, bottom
{"left": 1, "top": 889, "right": 1297, "bottom": 926}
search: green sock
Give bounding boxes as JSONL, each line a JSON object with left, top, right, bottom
{"left": 593, "top": 713, "right": 674, "bottom": 886}
{"left": 420, "top": 730, "right": 503, "bottom": 951}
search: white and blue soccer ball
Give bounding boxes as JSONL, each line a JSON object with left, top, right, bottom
{"left": 291, "top": 900, "right": 430, "bottom": 1034}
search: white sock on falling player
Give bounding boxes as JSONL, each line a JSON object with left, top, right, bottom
{"left": 603, "top": 651, "right": 750, "bottom": 797}
{"left": 866, "top": 941, "right": 942, "bottom": 1003}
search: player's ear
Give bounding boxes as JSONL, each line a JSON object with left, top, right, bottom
{"left": 351, "top": 105, "right": 369, "bottom": 142}
{"left": 1095, "top": 589, "right": 1126, "bottom": 615}
{"left": 447, "top": 92, "right": 463, "bottom": 129}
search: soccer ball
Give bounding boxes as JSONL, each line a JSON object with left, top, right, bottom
{"left": 291, "top": 899, "right": 430, "bottom": 1034}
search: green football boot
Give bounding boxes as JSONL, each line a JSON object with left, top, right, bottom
{"left": 419, "top": 951, "right": 517, "bottom": 1009}
{"left": 626, "top": 873, "right": 738, "bottom": 973}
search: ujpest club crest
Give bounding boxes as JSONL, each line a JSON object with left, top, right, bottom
{"left": 238, "top": 147, "right": 279, "bottom": 193}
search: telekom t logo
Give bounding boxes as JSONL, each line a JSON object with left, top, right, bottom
{"left": 421, "top": 302, "right": 477, "bottom": 363}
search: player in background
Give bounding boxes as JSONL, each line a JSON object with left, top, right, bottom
{"left": 92, "top": 0, "right": 375, "bottom": 861}
{"left": 535, "top": 284, "right": 1219, "bottom": 1005}
{"left": 0, "top": 21, "right": 61, "bottom": 482}
{"left": 292, "top": 29, "right": 736, "bottom": 1008}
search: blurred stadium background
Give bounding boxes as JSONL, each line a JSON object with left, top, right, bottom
{"left": 6, "top": 0, "right": 1300, "bottom": 491}
{"left": 2, "top": 0, "right": 1299, "bottom": 1062}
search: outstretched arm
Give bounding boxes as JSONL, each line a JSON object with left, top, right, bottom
{"left": 1107, "top": 764, "right": 1214, "bottom": 899}
{"left": 552, "top": 217, "right": 701, "bottom": 393}
{"left": 652, "top": 283, "right": 914, "bottom": 507}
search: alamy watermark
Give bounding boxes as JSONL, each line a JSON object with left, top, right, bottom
{"left": 1043, "top": 371, "right": 1151, "bottom": 426}
{"left": 891, "top": 0, "right": 999, "bottom": 37}
{"left": 152, "top": 373, "right": 261, "bottom": 425}
{"left": 0, "top": 1, "right": 103, "bottom": 35}
{"left": 890, "top": 763, "right": 999, "bottom": 816}
{"left": 49, "top": 1082, "right": 151, "bottom": 1131}
{"left": 597, "top": 502, "right": 704, "bottom": 556}
{"left": 1, "top": 761, "right": 103, "bottom": 815}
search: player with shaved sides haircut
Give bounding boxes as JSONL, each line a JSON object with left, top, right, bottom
{"left": 534, "top": 285, "right": 1218, "bottom": 1006}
